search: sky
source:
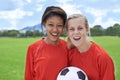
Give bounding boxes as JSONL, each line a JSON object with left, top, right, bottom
{"left": 0, "top": 0, "right": 120, "bottom": 30}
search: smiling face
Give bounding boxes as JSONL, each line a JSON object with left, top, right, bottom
{"left": 67, "top": 17, "right": 89, "bottom": 47}
{"left": 43, "top": 16, "right": 64, "bottom": 44}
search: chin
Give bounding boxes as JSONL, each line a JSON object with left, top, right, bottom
{"left": 72, "top": 43, "right": 79, "bottom": 47}
{"left": 51, "top": 38, "right": 59, "bottom": 42}
{"left": 74, "top": 44, "right": 80, "bottom": 47}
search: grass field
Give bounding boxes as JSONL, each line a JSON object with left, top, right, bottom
{"left": 0, "top": 36, "right": 120, "bottom": 80}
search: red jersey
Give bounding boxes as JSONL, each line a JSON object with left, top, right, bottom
{"left": 69, "top": 42, "right": 115, "bottom": 80}
{"left": 24, "top": 38, "right": 68, "bottom": 80}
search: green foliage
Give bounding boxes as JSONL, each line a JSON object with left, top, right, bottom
{"left": 8, "top": 30, "right": 19, "bottom": 37}
{"left": 90, "top": 23, "right": 120, "bottom": 36}
{"left": 90, "top": 25, "right": 104, "bottom": 36}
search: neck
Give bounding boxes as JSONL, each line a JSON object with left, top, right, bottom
{"left": 44, "top": 37, "right": 60, "bottom": 45}
{"left": 77, "top": 40, "right": 91, "bottom": 53}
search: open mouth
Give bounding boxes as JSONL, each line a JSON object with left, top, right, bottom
{"left": 51, "top": 32, "right": 58, "bottom": 37}
{"left": 73, "top": 36, "right": 81, "bottom": 41}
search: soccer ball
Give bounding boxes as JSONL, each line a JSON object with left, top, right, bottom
{"left": 57, "top": 66, "right": 88, "bottom": 80}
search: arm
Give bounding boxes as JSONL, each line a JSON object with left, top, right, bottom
{"left": 98, "top": 53, "right": 115, "bottom": 80}
{"left": 24, "top": 46, "right": 34, "bottom": 80}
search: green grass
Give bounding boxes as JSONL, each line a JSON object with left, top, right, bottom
{"left": 0, "top": 36, "right": 120, "bottom": 80}
{"left": 0, "top": 37, "right": 40, "bottom": 80}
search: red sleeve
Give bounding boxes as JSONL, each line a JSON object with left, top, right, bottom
{"left": 24, "top": 46, "right": 34, "bottom": 80}
{"left": 98, "top": 53, "right": 115, "bottom": 80}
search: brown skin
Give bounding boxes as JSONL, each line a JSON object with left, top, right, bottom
{"left": 43, "top": 16, "right": 64, "bottom": 45}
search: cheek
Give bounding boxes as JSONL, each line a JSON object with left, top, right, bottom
{"left": 59, "top": 28, "right": 63, "bottom": 33}
{"left": 68, "top": 33, "right": 73, "bottom": 41}
{"left": 80, "top": 30, "right": 87, "bottom": 35}
{"left": 68, "top": 32, "right": 72, "bottom": 37}
{"left": 45, "top": 27, "right": 49, "bottom": 33}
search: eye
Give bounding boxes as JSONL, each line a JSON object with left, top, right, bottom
{"left": 68, "top": 27, "right": 74, "bottom": 31}
{"left": 48, "top": 23, "right": 54, "bottom": 27}
{"left": 78, "top": 27, "right": 83, "bottom": 30}
{"left": 57, "top": 24, "right": 63, "bottom": 28}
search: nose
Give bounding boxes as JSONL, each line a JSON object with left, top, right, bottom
{"left": 74, "top": 29, "right": 79, "bottom": 34}
{"left": 53, "top": 26, "right": 58, "bottom": 31}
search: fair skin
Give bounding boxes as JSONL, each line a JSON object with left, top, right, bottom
{"left": 68, "top": 17, "right": 91, "bottom": 53}
{"left": 43, "top": 16, "right": 64, "bottom": 45}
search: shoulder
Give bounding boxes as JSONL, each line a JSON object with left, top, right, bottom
{"left": 59, "top": 39, "right": 69, "bottom": 52}
{"left": 92, "top": 42, "right": 113, "bottom": 62}
{"left": 92, "top": 42, "right": 107, "bottom": 55}
{"left": 60, "top": 39, "right": 67, "bottom": 44}
{"left": 28, "top": 38, "right": 44, "bottom": 50}
{"left": 59, "top": 39, "right": 67, "bottom": 47}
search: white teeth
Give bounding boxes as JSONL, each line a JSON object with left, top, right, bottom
{"left": 51, "top": 33, "right": 57, "bottom": 36}
{"left": 74, "top": 36, "right": 80, "bottom": 39}
{"left": 73, "top": 36, "right": 81, "bottom": 40}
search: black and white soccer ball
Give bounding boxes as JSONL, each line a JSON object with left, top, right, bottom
{"left": 57, "top": 66, "right": 88, "bottom": 80}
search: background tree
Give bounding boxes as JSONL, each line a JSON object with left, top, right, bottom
{"left": 25, "top": 30, "right": 33, "bottom": 37}
{"left": 90, "top": 25, "right": 104, "bottom": 36}
{"left": 112, "top": 23, "right": 120, "bottom": 36}
{"left": 7, "top": 30, "right": 19, "bottom": 37}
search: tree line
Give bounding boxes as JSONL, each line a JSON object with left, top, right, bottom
{"left": 0, "top": 23, "right": 120, "bottom": 37}
{"left": 0, "top": 30, "right": 43, "bottom": 37}
{"left": 90, "top": 23, "right": 120, "bottom": 36}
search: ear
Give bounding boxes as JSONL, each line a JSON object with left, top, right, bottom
{"left": 42, "top": 22, "right": 46, "bottom": 27}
